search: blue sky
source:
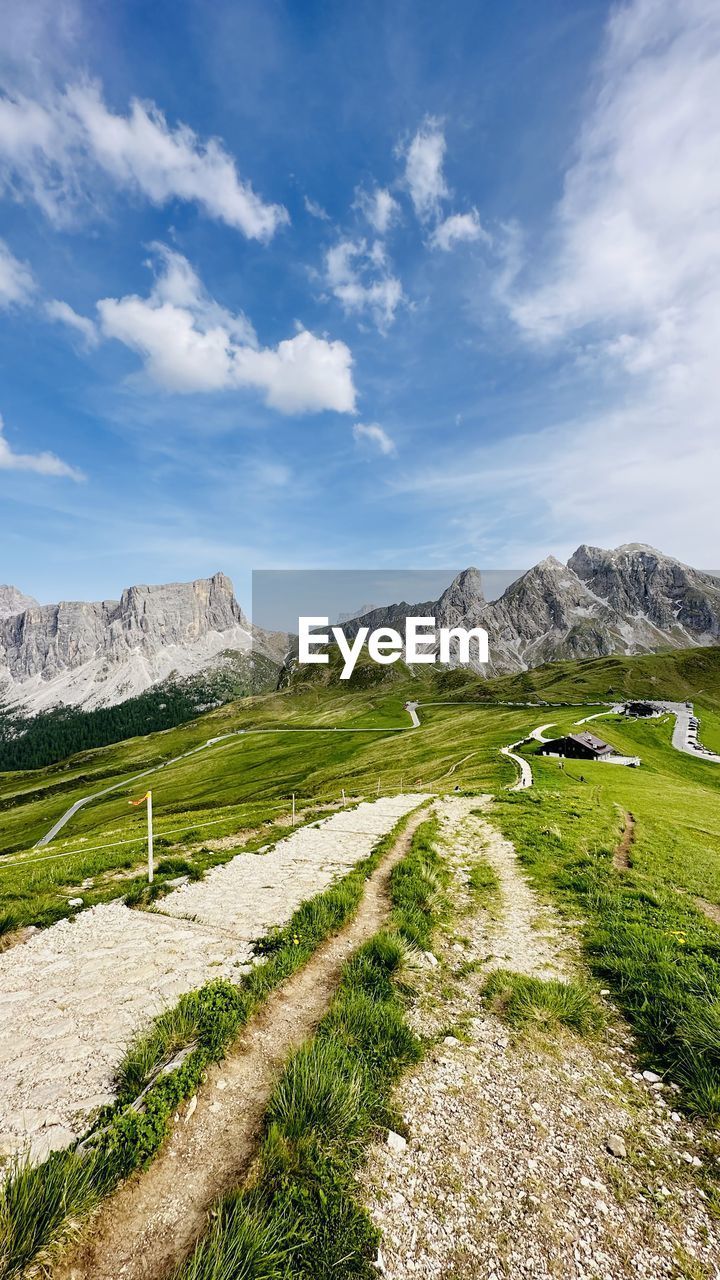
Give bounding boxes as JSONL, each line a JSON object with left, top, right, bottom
{"left": 1, "top": 0, "right": 718, "bottom": 606}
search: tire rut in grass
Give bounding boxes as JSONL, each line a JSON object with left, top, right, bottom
{"left": 613, "top": 809, "right": 635, "bottom": 872}
{"left": 51, "top": 804, "right": 431, "bottom": 1280}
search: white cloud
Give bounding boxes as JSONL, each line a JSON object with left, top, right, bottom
{"left": 353, "top": 421, "right": 397, "bottom": 456}
{"left": 509, "top": 0, "right": 720, "bottom": 342}
{"left": 0, "top": 238, "right": 34, "bottom": 306}
{"left": 356, "top": 185, "right": 400, "bottom": 235}
{"left": 98, "top": 245, "right": 356, "bottom": 414}
{"left": 403, "top": 118, "right": 449, "bottom": 222}
{"left": 304, "top": 194, "right": 330, "bottom": 221}
{"left": 431, "top": 210, "right": 489, "bottom": 252}
{"left": 0, "top": 413, "right": 83, "bottom": 480}
{"left": 396, "top": 0, "right": 720, "bottom": 565}
{"left": 325, "top": 238, "right": 403, "bottom": 331}
{"left": 0, "top": 80, "right": 288, "bottom": 239}
{"left": 45, "top": 298, "right": 98, "bottom": 346}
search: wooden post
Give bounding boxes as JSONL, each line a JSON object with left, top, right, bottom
{"left": 341, "top": 787, "right": 346, "bottom": 805}
{"left": 292, "top": 793, "right": 296, "bottom": 825}
{"left": 147, "top": 790, "right": 154, "bottom": 884}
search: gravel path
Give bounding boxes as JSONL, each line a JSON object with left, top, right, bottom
{"left": 499, "top": 739, "right": 534, "bottom": 790}
{"left": 52, "top": 803, "right": 431, "bottom": 1280}
{"left": 0, "top": 794, "right": 424, "bottom": 1165}
{"left": 362, "top": 798, "right": 720, "bottom": 1280}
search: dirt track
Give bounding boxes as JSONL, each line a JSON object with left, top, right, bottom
{"left": 53, "top": 801, "right": 430, "bottom": 1280}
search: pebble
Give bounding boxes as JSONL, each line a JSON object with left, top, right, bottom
{"left": 387, "top": 1130, "right": 407, "bottom": 1153}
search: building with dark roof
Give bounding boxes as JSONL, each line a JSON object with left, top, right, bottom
{"left": 537, "top": 731, "right": 615, "bottom": 761}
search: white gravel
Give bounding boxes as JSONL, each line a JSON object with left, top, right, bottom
{"left": 0, "top": 794, "right": 425, "bottom": 1165}
{"left": 362, "top": 798, "right": 720, "bottom": 1280}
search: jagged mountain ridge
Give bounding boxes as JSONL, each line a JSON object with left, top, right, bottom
{"left": 344, "top": 544, "right": 720, "bottom": 675}
{"left": 4, "top": 546, "right": 719, "bottom": 713}
{"left": 0, "top": 572, "right": 288, "bottom": 714}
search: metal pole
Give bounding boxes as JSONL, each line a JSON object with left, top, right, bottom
{"left": 147, "top": 790, "right": 154, "bottom": 884}
{"left": 342, "top": 787, "right": 346, "bottom": 805}
{"left": 292, "top": 793, "right": 296, "bottom": 825}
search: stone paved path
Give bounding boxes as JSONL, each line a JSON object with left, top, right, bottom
{"left": 0, "top": 794, "right": 424, "bottom": 1164}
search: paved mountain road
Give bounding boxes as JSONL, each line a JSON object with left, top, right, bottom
{"left": 35, "top": 712, "right": 420, "bottom": 848}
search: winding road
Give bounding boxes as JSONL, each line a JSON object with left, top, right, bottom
{"left": 35, "top": 708, "right": 422, "bottom": 848}
{"left": 33, "top": 694, "right": 720, "bottom": 850}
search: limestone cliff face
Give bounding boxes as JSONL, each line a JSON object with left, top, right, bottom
{"left": 0, "top": 586, "right": 38, "bottom": 618}
{"left": 567, "top": 544, "right": 720, "bottom": 642}
{"left": 0, "top": 573, "right": 279, "bottom": 712}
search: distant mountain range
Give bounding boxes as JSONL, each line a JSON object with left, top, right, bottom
{"left": 0, "top": 573, "right": 288, "bottom": 715}
{"left": 342, "top": 543, "right": 720, "bottom": 674}
{"left": 2, "top": 545, "right": 719, "bottom": 715}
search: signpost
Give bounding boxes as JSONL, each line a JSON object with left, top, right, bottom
{"left": 129, "top": 789, "right": 154, "bottom": 883}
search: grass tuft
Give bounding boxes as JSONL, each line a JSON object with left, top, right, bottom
{"left": 483, "top": 968, "right": 605, "bottom": 1037}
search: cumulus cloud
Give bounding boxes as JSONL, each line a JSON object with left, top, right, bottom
{"left": 98, "top": 245, "right": 356, "bottom": 414}
{"left": 353, "top": 421, "right": 396, "bottom": 455}
{"left": 0, "top": 80, "right": 288, "bottom": 239}
{"left": 0, "top": 239, "right": 34, "bottom": 307}
{"left": 325, "top": 238, "right": 403, "bottom": 331}
{"left": 0, "top": 413, "right": 83, "bottom": 479}
{"left": 431, "top": 210, "right": 489, "bottom": 251}
{"left": 45, "top": 298, "right": 98, "bottom": 346}
{"left": 356, "top": 185, "right": 400, "bottom": 235}
{"left": 403, "top": 117, "right": 449, "bottom": 222}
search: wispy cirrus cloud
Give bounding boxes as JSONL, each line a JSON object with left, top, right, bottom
{"left": 303, "top": 194, "right": 330, "bottom": 221}
{"left": 0, "top": 79, "right": 288, "bottom": 239}
{"left": 394, "top": 0, "right": 720, "bottom": 566}
{"left": 324, "top": 237, "right": 403, "bottom": 331}
{"left": 45, "top": 298, "right": 98, "bottom": 346}
{"left": 353, "top": 421, "right": 396, "bottom": 455}
{"left": 402, "top": 117, "right": 448, "bottom": 223}
{"left": 0, "top": 413, "right": 83, "bottom": 480}
{"left": 0, "top": 239, "right": 34, "bottom": 307}
{"left": 431, "top": 209, "right": 489, "bottom": 252}
{"left": 402, "top": 118, "right": 489, "bottom": 254}
{"left": 355, "top": 185, "right": 400, "bottom": 236}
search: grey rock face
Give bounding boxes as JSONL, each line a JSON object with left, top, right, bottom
{"left": 0, "top": 573, "right": 247, "bottom": 683}
{"left": 0, "top": 585, "right": 38, "bottom": 618}
{"left": 569, "top": 543, "right": 720, "bottom": 642}
{"left": 0, "top": 573, "right": 287, "bottom": 712}
{"left": 343, "top": 545, "right": 720, "bottom": 675}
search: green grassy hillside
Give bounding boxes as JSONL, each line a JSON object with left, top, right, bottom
{"left": 484, "top": 645, "right": 720, "bottom": 709}
{"left": 1, "top": 645, "right": 719, "bottom": 947}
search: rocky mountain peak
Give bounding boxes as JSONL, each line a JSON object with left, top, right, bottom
{"left": 436, "top": 567, "right": 485, "bottom": 626}
{"left": 0, "top": 586, "right": 38, "bottom": 618}
{"left": 0, "top": 572, "right": 269, "bottom": 713}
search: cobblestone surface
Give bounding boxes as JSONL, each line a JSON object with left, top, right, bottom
{"left": 0, "top": 794, "right": 424, "bottom": 1164}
